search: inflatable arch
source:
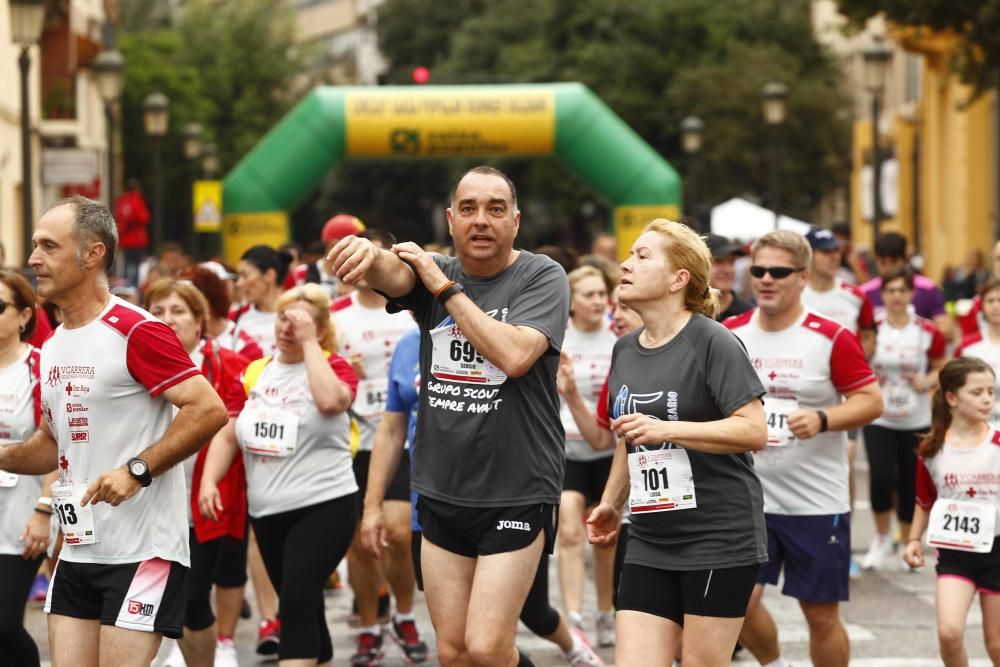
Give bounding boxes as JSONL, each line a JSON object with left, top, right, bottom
{"left": 222, "top": 83, "right": 681, "bottom": 263}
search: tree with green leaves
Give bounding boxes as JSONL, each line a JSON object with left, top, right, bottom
{"left": 300, "top": 0, "right": 851, "bottom": 250}
{"left": 836, "top": 0, "right": 1000, "bottom": 98}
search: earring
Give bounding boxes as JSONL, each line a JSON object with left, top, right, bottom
{"left": 19, "top": 325, "right": 25, "bottom": 334}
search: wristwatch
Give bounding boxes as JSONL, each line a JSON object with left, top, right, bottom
{"left": 126, "top": 457, "right": 153, "bottom": 488}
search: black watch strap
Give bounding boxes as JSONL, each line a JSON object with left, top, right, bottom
{"left": 127, "top": 457, "right": 153, "bottom": 487}
{"left": 437, "top": 282, "right": 464, "bottom": 304}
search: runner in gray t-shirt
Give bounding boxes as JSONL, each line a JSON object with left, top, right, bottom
{"left": 328, "top": 166, "right": 578, "bottom": 667}
{"left": 587, "top": 219, "right": 768, "bottom": 667}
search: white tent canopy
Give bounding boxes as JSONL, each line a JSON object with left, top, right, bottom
{"left": 710, "top": 197, "right": 811, "bottom": 242}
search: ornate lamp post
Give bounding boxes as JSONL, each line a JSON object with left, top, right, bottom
{"left": 680, "top": 115, "right": 704, "bottom": 220}
{"left": 761, "top": 82, "right": 788, "bottom": 229}
{"left": 92, "top": 49, "right": 125, "bottom": 206}
{"left": 143, "top": 92, "right": 170, "bottom": 248}
{"left": 863, "top": 36, "right": 893, "bottom": 241}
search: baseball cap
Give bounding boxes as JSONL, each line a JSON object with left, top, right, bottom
{"left": 705, "top": 233, "right": 745, "bottom": 259}
{"left": 200, "top": 260, "right": 238, "bottom": 281}
{"left": 321, "top": 214, "right": 366, "bottom": 244}
{"left": 805, "top": 227, "right": 844, "bottom": 251}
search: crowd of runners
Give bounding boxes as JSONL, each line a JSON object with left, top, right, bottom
{"left": 0, "top": 166, "right": 999, "bottom": 667}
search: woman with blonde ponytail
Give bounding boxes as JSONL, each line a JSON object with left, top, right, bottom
{"left": 586, "top": 219, "right": 769, "bottom": 666}
{"left": 904, "top": 357, "right": 1000, "bottom": 667}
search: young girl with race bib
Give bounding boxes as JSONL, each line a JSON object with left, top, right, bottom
{"left": 903, "top": 357, "right": 1000, "bottom": 666}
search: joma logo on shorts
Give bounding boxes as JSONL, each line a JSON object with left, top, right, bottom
{"left": 496, "top": 520, "right": 531, "bottom": 531}
{"left": 127, "top": 600, "right": 154, "bottom": 616}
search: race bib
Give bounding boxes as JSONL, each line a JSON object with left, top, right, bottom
{"left": 429, "top": 322, "right": 506, "bottom": 386}
{"left": 0, "top": 470, "right": 18, "bottom": 487}
{"left": 356, "top": 377, "right": 389, "bottom": 418}
{"left": 241, "top": 409, "right": 299, "bottom": 457}
{"left": 883, "top": 381, "right": 918, "bottom": 420}
{"left": 627, "top": 447, "right": 697, "bottom": 514}
{"left": 52, "top": 483, "right": 98, "bottom": 545}
{"left": 763, "top": 397, "right": 798, "bottom": 447}
{"left": 927, "top": 498, "right": 997, "bottom": 553}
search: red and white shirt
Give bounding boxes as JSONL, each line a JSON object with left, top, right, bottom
{"left": 916, "top": 428, "right": 1000, "bottom": 536}
{"left": 231, "top": 304, "right": 277, "bottom": 358}
{"left": 330, "top": 292, "right": 417, "bottom": 452}
{"left": 0, "top": 346, "right": 43, "bottom": 556}
{"left": 213, "top": 320, "right": 264, "bottom": 361}
{"left": 871, "top": 316, "right": 946, "bottom": 430}
{"left": 725, "top": 308, "right": 877, "bottom": 515}
{"left": 40, "top": 297, "right": 200, "bottom": 565}
{"left": 560, "top": 323, "right": 616, "bottom": 462}
{"left": 955, "top": 331, "right": 1000, "bottom": 424}
{"left": 802, "top": 278, "right": 876, "bottom": 335}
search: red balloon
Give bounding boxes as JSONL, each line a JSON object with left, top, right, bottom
{"left": 412, "top": 66, "right": 430, "bottom": 84}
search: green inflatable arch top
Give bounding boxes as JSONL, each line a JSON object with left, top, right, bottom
{"left": 222, "top": 83, "right": 680, "bottom": 262}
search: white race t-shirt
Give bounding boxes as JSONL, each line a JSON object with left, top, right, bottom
{"left": 236, "top": 355, "right": 359, "bottom": 517}
{"left": 872, "top": 316, "right": 946, "bottom": 430}
{"left": 330, "top": 292, "right": 417, "bottom": 452}
{"left": 232, "top": 305, "right": 277, "bottom": 357}
{"left": 559, "top": 323, "right": 616, "bottom": 462}
{"left": 725, "top": 308, "right": 877, "bottom": 515}
{"left": 802, "top": 279, "right": 875, "bottom": 334}
{"left": 40, "top": 297, "right": 200, "bottom": 565}
{"left": 917, "top": 428, "right": 1000, "bottom": 536}
{"left": 0, "top": 346, "right": 43, "bottom": 556}
{"left": 956, "top": 332, "right": 1000, "bottom": 424}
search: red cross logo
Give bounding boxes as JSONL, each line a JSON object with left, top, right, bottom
{"left": 768, "top": 371, "right": 778, "bottom": 381}
{"left": 967, "top": 487, "right": 978, "bottom": 499}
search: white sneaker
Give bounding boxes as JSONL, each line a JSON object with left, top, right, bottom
{"left": 860, "top": 534, "right": 895, "bottom": 570}
{"left": 596, "top": 611, "right": 615, "bottom": 647}
{"left": 565, "top": 627, "right": 606, "bottom": 667}
{"left": 215, "top": 637, "right": 240, "bottom": 667}
{"left": 160, "top": 641, "right": 187, "bottom": 667}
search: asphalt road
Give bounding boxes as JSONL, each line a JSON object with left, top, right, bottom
{"left": 26, "top": 458, "right": 996, "bottom": 666}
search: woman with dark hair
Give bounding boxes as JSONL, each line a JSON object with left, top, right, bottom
{"left": 903, "top": 357, "right": 1000, "bottom": 667}
{"left": 233, "top": 245, "right": 294, "bottom": 357}
{"left": 861, "top": 267, "right": 947, "bottom": 571}
{"left": 0, "top": 271, "right": 56, "bottom": 667}
{"left": 179, "top": 265, "right": 263, "bottom": 360}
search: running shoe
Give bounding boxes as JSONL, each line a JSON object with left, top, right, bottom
{"left": 256, "top": 618, "right": 281, "bottom": 656}
{"left": 161, "top": 640, "right": 188, "bottom": 667}
{"left": 567, "top": 610, "right": 584, "bottom": 631}
{"left": 596, "top": 611, "right": 615, "bottom": 647}
{"left": 351, "top": 630, "right": 385, "bottom": 667}
{"left": 564, "top": 627, "right": 605, "bottom": 667}
{"left": 28, "top": 573, "right": 49, "bottom": 602}
{"left": 215, "top": 637, "right": 239, "bottom": 667}
{"left": 390, "top": 615, "right": 429, "bottom": 664}
{"left": 860, "top": 534, "right": 895, "bottom": 570}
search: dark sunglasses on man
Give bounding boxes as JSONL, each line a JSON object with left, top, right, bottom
{"left": 749, "top": 265, "right": 805, "bottom": 280}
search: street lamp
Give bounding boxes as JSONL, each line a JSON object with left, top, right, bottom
{"left": 761, "top": 82, "right": 788, "bottom": 229}
{"left": 182, "top": 123, "right": 203, "bottom": 255}
{"left": 680, "top": 116, "right": 704, "bottom": 219}
{"left": 10, "top": 0, "right": 46, "bottom": 264}
{"left": 863, "top": 35, "right": 893, "bottom": 241}
{"left": 92, "top": 49, "right": 125, "bottom": 207}
{"left": 143, "top": 92, "right": 170, "bottom": 249}
{"left": 200, "top": 143, "right": 219, "bottom": 179}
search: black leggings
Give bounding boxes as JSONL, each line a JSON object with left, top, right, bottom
{"left": 185, "top": 529, "right": 249, "bottom": 631}
{"left": 0, "top": 553, "right": 44, "bottom": 667}
{"left": 863, "top": 424, "right": 919, "bottom": 523}
{"left": 251, "top": 494, "right": 358, "bottom": 662}
{"left": 410, "top": 531, "right": 560, "bottom": 637}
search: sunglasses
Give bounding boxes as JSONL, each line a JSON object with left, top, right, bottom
{"left": 749, "top": 265, "right": 804, "bottom": 280}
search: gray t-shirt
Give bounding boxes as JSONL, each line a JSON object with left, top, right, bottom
{"left": 390, "top": 251, "right": 570, "bottom": 507}
{"left": 608, "top": 314, "right": 768, "bottom": 571}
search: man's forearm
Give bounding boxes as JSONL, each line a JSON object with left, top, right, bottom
{"left": 0, "top": 429, "right": 58, "bottom": 476}
{"left": 444, "top": 293, "right": 547, "bottom": 378}
{"left": 366, "top": 248, "right": 417, "bottom": 298}
{"left": 365, "top": 415, "right": 407, "bottom": 510}
{"left": 827, "top": 384, "right": 883, "bottom": 432}
{"left": 140, "top": 400, "right": 228, "bottom": 477}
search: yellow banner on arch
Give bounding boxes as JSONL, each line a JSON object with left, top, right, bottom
{"left": 613, "top": 205, "right": 681, "bottom": 261}
{"left": 345, "top": 90, "right": 555, "bottom": 157}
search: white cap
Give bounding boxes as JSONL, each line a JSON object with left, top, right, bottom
{"left": 200, "top": 261, "right": 237, "bottom": 281}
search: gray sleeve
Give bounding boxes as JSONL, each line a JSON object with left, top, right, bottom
{"left": 505, "top": 258, "right": 571, "bottom": 351}
{"left": 703, "top": 323, "right": 766, "bottom": 416}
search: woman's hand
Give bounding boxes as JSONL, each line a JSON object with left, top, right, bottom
{"left": 902, "top": 539, "right": 924, "bottom": 569}
{"left": 586, "top": 503, "right": 621, "bottom": 546}
{"left": 20, "top": 511, "right": 50, "bottom": 560}
{"left": 556, "top": 352, "right": 577, "bottom": 397}
{"left": 284, "top": 306, "right": 318, "bottom": 345}
{"left": 611, "top": 413, "right": 670, "bottom": 447}
{"left": 198, "top": 480, "right": 223, "bottom": 522}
